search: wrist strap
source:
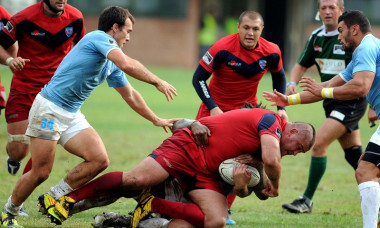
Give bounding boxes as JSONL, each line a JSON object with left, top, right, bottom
{"left": 287, "top": 93, "right": 301, "bottom": 105}
{"left": 6, "top": 57, "right": 14, "bottom": 66}
{"left": 286, "top": 81, "right": 296, "bottom": 88}
{"left": 321, "top": 88, "right": 334, "bottom": 99}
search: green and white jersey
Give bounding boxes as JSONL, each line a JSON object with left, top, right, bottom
{"left": 298, "top": 25, "right": 352, "bottom": 82}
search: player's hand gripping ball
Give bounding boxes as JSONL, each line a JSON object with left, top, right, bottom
{"left": 219, "top": 158, "right": 260, "bottom": 187}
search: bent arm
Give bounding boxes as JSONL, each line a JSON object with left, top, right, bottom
{"left": 108, "top": 49, "right": 177, "bottom": 101}
{"left": 329, "top": 71, "right": 374, "bottom": 99}
{"left": 260, "top": 134, "right": 281, "bottom": 196}
{"left": 114, "top": 84, "right": 160, "bottom": 124}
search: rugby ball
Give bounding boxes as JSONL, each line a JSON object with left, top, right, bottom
{"left": 219, "top": 158, "right": 260, "bottom": 187}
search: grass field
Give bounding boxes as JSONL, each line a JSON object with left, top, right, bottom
{"left": 0, "top": 65, "right": 371, "bottom": 227}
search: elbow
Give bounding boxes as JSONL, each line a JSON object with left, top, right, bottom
{"left": 353, "top": 87, "right": 369, "bottom": 97}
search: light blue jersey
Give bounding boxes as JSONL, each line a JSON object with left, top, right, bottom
{"left": 340, "top": 34, "right": 380, "bottom": 117}
{"left": 40, "top": 30, "right": 128, "bottom": 113}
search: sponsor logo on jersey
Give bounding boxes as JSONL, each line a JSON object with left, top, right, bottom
{"left": 31, "top": 30, "right": 45, "bottom": 36}
{"left": 108, "top": 39, "right": 117, "bottom": 46}
{"left": 202, "top": 51, "right": 213, "bottom": 65}
{"left": 4, "top": 21, "right": 13, "bottom": 32}
{"left": 333, "top": 44, "right": 345, "bottom": 55}
{"left": 258, "top": 59, "right": 267, "bottom": 70}
{"left": 199, "top": 81, "right": 210, "bottom": 98}
{"left": 314, "top": 45, "right": 322, "bottom": 52}
{"left": 316, "top": 58, "right": 345, "bottom": 74}
{"left": 65, "top": 27, "right": 73, "bottom": 37}
{"left": 276, "top": 127, "right": 281, "bottom": 139}
{"left": 228, "top": 60, "right": 242, "bottom": 67}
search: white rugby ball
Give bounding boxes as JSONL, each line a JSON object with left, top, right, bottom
{"left": 218, "top": 158, "right": 260, "bottom": 187}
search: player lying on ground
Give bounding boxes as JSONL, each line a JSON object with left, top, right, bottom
{"left": 66, "top": 154, "right": 269, "bottom": 228}
{"left": 40, "top": 105, "right": 315, "bottom": 228}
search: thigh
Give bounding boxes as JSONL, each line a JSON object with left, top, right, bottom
{"left": 188, "top": 189, "right": 227, "bottom": 225}
{"left": 338, "top": 129, "right": 362, "bottom": 149}
{"left": 30, "top": 137, "right": 57, "bottom": 172}
{"left": 7, "top": 119, "right": 29, "bottom": 134}
{"left": 63, "top": 127, "right": 107, "bottom": 160}
{"left": 315, "top": 118, "right": 347, "bottom": 147}
{"left": 123, "top": 157, "right": 170, "bottom": 190}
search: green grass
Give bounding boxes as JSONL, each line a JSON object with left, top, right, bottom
{"left": 0, "top": 65, "right": 370, "bottom": 227}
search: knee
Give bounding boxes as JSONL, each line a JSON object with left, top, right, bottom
{"left": 93, "top": 154, "right": 109, "bottom": 172}
{"left": 311, "top": 143, "right": 326, "bottom": 156}
{"left": 6, "top": 142, "right": 29, "bottom": 161}
{"left": 34, "top": 169, "right": 51, "bottom": 184}
{"left": 204, "top": 216, "right": 226, "bottom": 228}
{"left": 123, "top": 173, "right": 150, "bottom": 190}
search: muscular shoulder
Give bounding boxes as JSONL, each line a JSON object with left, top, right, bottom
{"left": 211, "top": 34, "right": 239, "bottom": 52}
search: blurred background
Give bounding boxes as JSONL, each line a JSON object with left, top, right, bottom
{"left": 1, "top": 0, "right": 380, "bottom": 71}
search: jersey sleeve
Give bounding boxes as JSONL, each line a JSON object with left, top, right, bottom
{"left": 257, "top": 113, "right": 282, "bottom": 142}
{"left": 297, "top": 34, "right": 316, "bottom": 68}
{"left": 106, "top": 64, "right": 128, "bottom": 88}
{"left": 268, "top": 44, "right": 283, "bottom": 73}
{"left": 0, "top": 16, "right": 17, "bottom": 49}
{"left": 339, "top": 61, "right": 353, "bottom": 82}
{"left": 351, "top": 42, "right": 377, "bottom": 74}
{"left": 90, "top": 33, "right": 120, "bottom": 58}
{"left": 199, "top": 38, "right": 224, "bottom": 73}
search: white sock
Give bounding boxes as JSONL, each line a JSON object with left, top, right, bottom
{"left": 358, "top": 181, "right": 380, "bottom": 228}
{"left": 3, "top": 196, "right": 22, "bottom": 216}
{"left": 47, "top": 179, "right": 74, "bottom": 199}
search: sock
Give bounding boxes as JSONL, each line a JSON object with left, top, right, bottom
{"left": 48, "top": 179, "right": 74, "bottom": 200}
{"left": 358, "top": 181, "right": 380, "bottom": 228}
{"left": 227, "top": 193, "right": 236, "bottom": 208}
{"left": 3, "top": 196, "right": 22, "bottom": 216}
{"left": 68, "top": 171, "right": 124, "bottom": 202}
{"left": 344, "top": 146, "right": 362, "bottom": 170}
{"left": 303, "top": 156, "right": 327, "bottom": 200}
{"left": 23, "top": 158, "right": 32, "bottom": 174}
{"left": 151, "top": 198, "right": 204, "bottom": 227}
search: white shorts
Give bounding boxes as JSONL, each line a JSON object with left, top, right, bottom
{"left": 26, "top": 94, "right": 91, "bottom": 146}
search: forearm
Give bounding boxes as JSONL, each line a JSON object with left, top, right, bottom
{"left": 124, "top": 89, "right": 160, "bottom": 125}
{"left": 233, "top": 185, "right": 251, "bottom": 198}
{"left": 172, "top": 119, "right": 196, "bottom": 130}
{"left": 124, "top": 58, "right": 161, "bottom": 86}
{"left": 289, "top": 63, "right": 307, "bottom": 83}
{"left": 263, "top": 162, "right": 281, "bottom": 190}
{"left": 192, "top": 65, "right": 217, "bottom": 110}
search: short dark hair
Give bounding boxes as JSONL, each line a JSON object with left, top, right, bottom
{"left": 238, "top": 11, "right": 264, "bottom": 26}
{"left": 338, "top": 10, "right": 371, "bottom": 34}
{"left": 98, "top": 6, "right": 135, "bottom": 32}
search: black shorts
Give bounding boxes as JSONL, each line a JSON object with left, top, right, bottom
{"left": 323, "top": 97, "right": 367, "bottom": 133}
{"left": 362, "top": 142, "right": 380, "bottom": 169}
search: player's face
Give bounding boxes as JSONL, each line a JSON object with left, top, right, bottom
{"left": 318, "top": 0, "right": 343, "bottom": 31}
{"left": 338, "top": 21, "right": 355, "bottom": 52}
{"left": 48, "top": 0, "right": 66, "bottom": 13}
{"left": 280, "top": 130, "right": 309, "bottom": 157}
{"left": 114, "top": 18, "right": 133, "bottom": 48}
{"left": 238, "top": 16, "right": 263, "bottom": 50}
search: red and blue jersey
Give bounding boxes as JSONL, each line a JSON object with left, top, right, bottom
{"left": 0, "top": 1, "right": 85, "bottom": 93}
{"left": 199, "top": 34, "right": 283, "bottom": 112}
{"left": 196, "top": 108, "right": 286, "bottom": 172}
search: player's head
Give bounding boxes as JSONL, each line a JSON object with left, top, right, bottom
{"left": 237, "top": 11, "right": 263, "bottom": 50}
{"left": 98, "top": 6, "right": 135, "bottom": 48}
{"left": 317, "top": 0, "right": 344, "bottom": 31}
{"left": 338, "top": 10, "right": 371, "bottom": 52}
{"left": 43, "top": 0, "right": 66, "bottom": 16}
{"left": 279, "top": 122, "right": 316, "bottom": 157}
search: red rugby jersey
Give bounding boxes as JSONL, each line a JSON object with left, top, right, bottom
{"left": 0, "top": 1, "right": 85, "bottom": 93}
{"left": 198, "top": 108, "right": 287, "bottom": 173}
{"left": 199, "top": 34, "right": 283, "bottom": 111}
{"left": 0, "top": 6, "right": 11, "bottom": 108}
